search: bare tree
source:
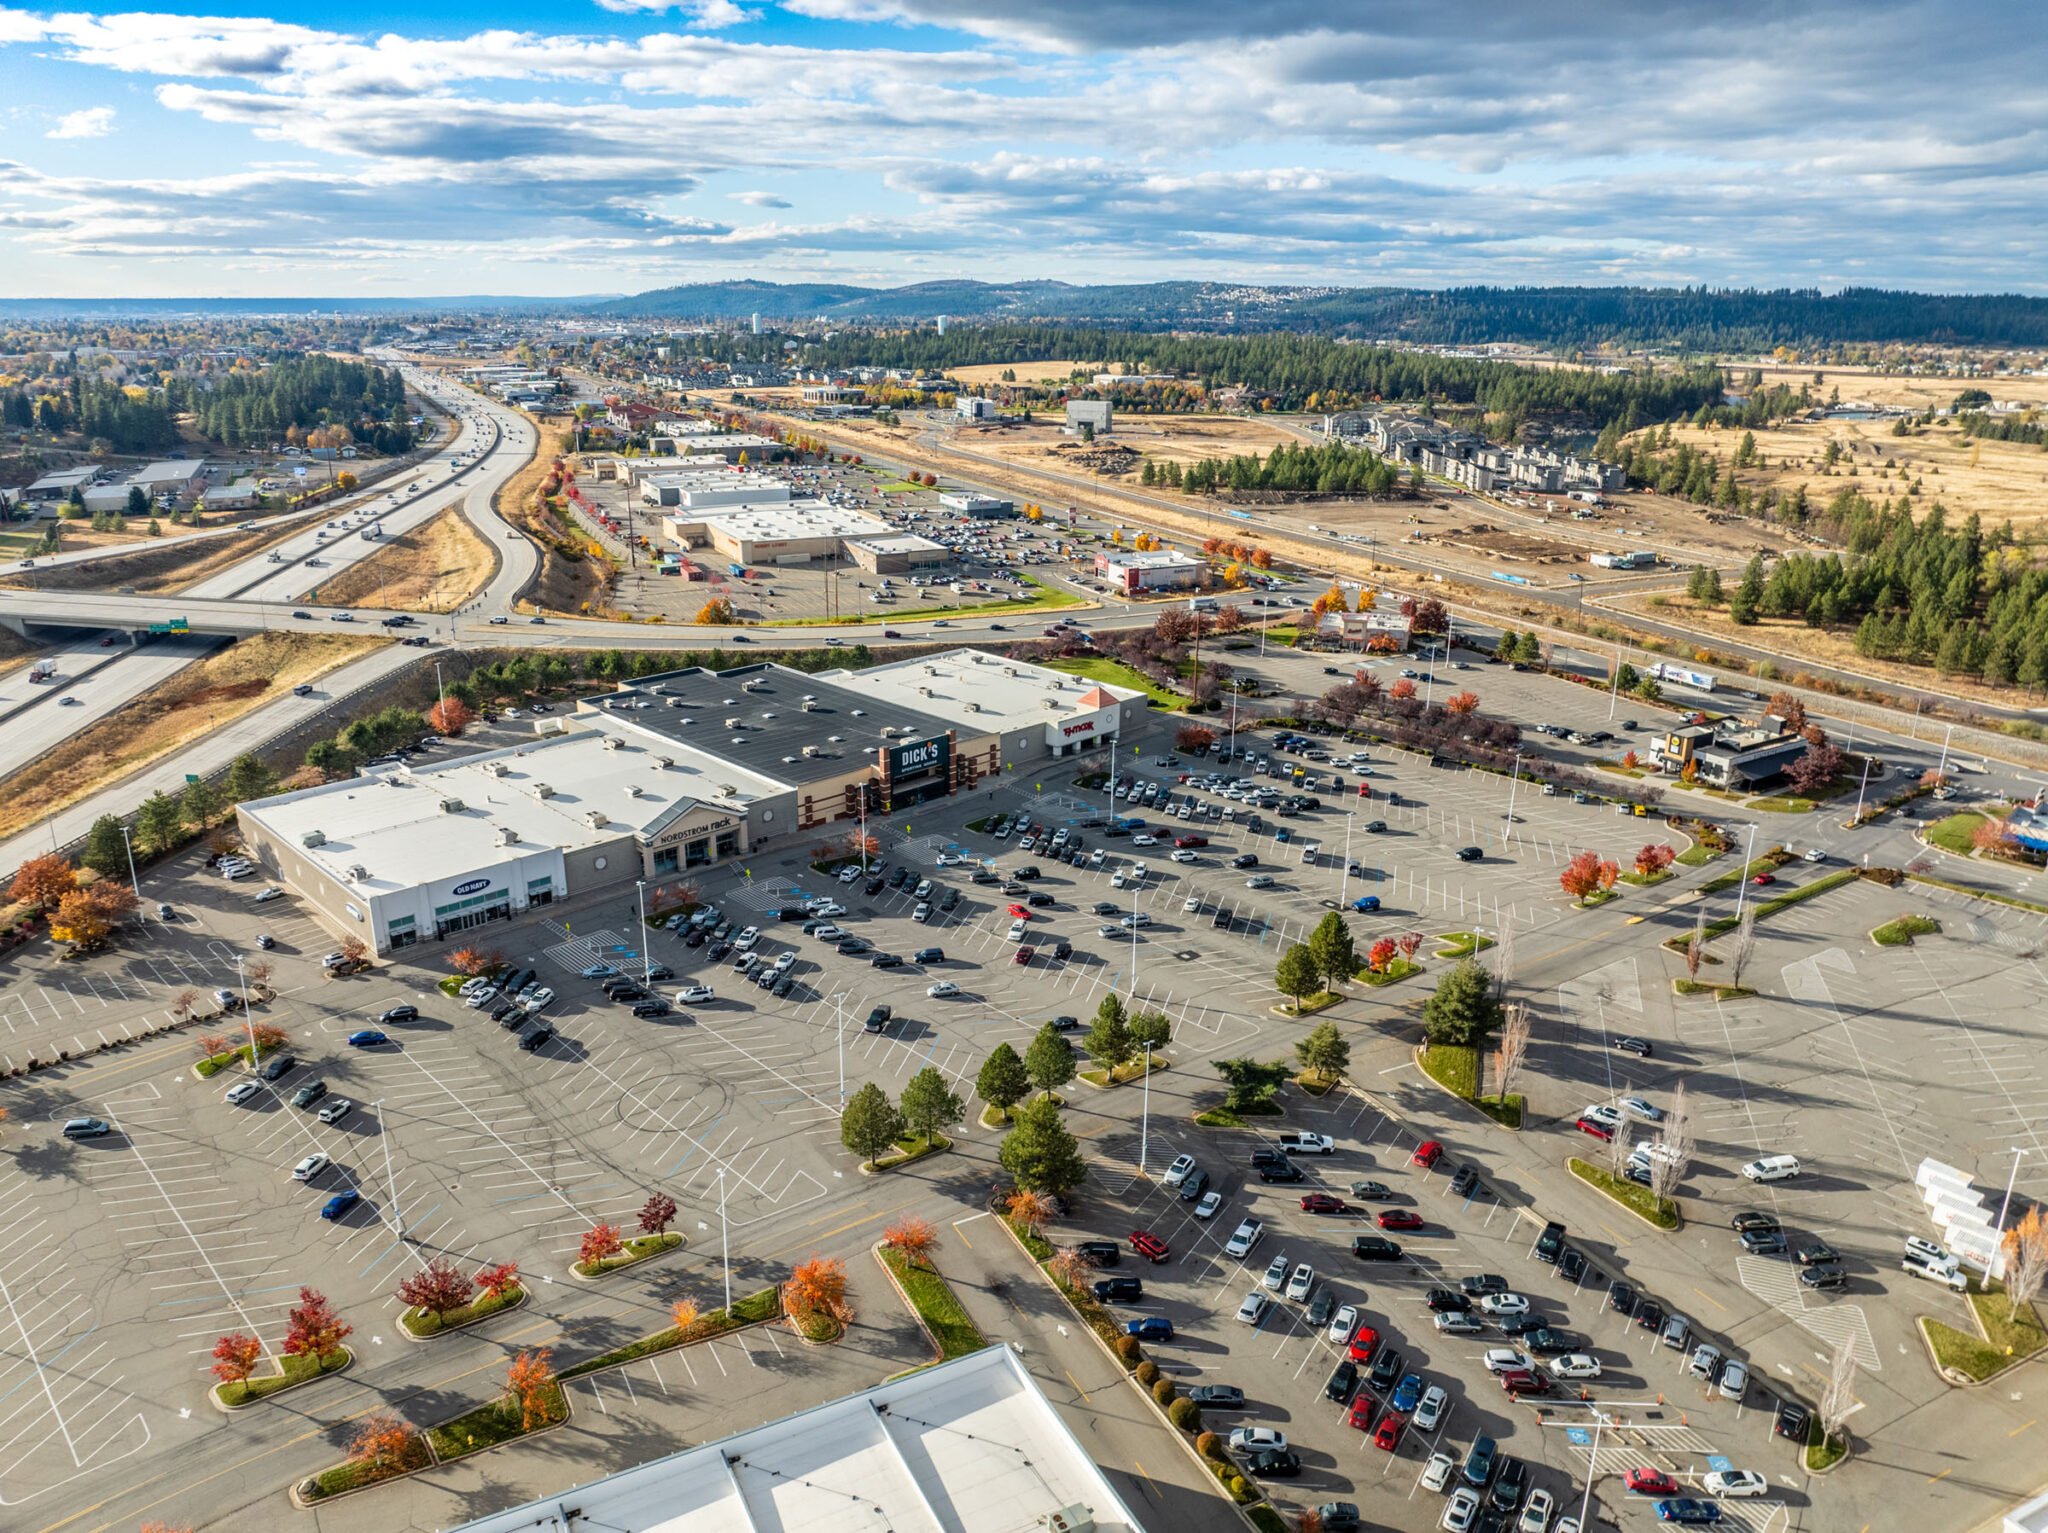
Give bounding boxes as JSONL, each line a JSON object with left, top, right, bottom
{"left": 1494, "top": 1003, "right": 1531, "bottom": 1102}
{"left": 1605, "top": 1123, "right": 1635, "bottom": 1181}
{"left": 2003, "top": 1208, "right": 2048, "bottom": 1323}
{"left": 1685, "top": 904, "right": 1706, "bottom": 982}
{"left": 1492, "top": 911, "right": 1515, "bottom": 1001}
{"left": 1729, "top": 904, "right": 1758, "bottom": 989}
{"left": 1650, "top": 1079, "right": 1694, "bottom": 1202}
{"left": 1817, "top": 1339, "right": 1859, "bottom": 1450}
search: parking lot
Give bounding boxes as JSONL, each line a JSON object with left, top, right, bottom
{"left": 8, "top": 660, "right": 2048, "bottom": 1533}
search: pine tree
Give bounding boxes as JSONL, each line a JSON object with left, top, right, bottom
{"left": 1087, "top": 993, "right": 1133, "bottom": 1070}
{"left": 1422, "top": 958, "right": 1503, "bottom": 1045}
{"left": 224, "top": 754, "right": 276, "bottom": 804}
{"left": 81, "top": 815, "right": 128, "bottom": 878}
{"left": 1024, "top": 1022, "right": 1077, "bottom": 1101}
{"left": 135, "top": 790, "right": 184, "bottom": 854}
{"left": 975, "top": 1042, "right": 1029, "bottom": 1119}
{"left": 1295, "top": 1020, "right": 1351, "bottom": 1084}
{"left": 180, "top": 777, "right": 223, "bottom": 830}
{"left": 999, "top": 1097, "right": 1087, "bottom": 1194}
{"left": 839, "top": 1082, "right": 905, "bottom": 1166}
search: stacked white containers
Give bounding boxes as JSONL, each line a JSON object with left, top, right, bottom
{"left": 1916, "top": 1158, "right": 2007, "bottom": 1279}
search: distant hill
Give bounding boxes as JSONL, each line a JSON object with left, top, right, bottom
{"left": 590, "top": 281, "right": 2048, "bottom": 349}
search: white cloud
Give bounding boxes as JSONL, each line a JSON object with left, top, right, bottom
{"left": 730, "top": 190, "right": 792, "bottom": 207}
{"left": 46, "top": 105, "right": 115, "bottom": 138}
{"left": 595, "top": 0, "right": 759, "bottom": 23}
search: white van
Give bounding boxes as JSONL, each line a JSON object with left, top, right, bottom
{"left": 1740, "top": 1154, "right": 1801, "bottom": 1183}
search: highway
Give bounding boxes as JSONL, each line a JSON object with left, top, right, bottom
{"left": 0, "top": 632, "right": 222, "bottom": 781}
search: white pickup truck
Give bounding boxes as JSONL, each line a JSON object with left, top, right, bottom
{"left": 1277, "top": 1131, "right": 1337, "bottom": 1156}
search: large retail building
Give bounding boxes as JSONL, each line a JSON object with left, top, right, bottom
{"left": 235, "top": 653, "right": 1145, "bottom": 954}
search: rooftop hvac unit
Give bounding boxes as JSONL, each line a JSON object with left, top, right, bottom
{"left": 851, "top": 708, "right": 866, "bottom": 717}
{"left": 666, "top": 696, "right": 683, "bottom": 707}
{"left": 760, "top": 711, "right": 776, "bottom": 720}
{"left": 346, "top": 864, "right": 370, "bottom": 882}
{"left": 801, "top": 699, "right": 816, "bottom": 711}
{"left": 603, "top": 736, "right": 626, "bottom": 751}
{"left": 583, "top": 809, "right": 610, "bottom": 829}
{"left": 625, "top": 784, "right": 642, "bottom": 798}
{"left": 1003, "top": 666, "right": 1016, "bottom": 676}
{"left": 486, "top": 761, "right": 509, "bottom": 777}
{"left": 965, "top": 701, "right": 981, "bottom": 712}
{"left": 530, "top": 783, "right": 555, "bottom": 799}
{"left": 497, "top": 826, "right": 519, "bottom": 845}
{"left": 919, "top": 686, "right": 932, "bottom": 697}
{"left": 439, "top": 798, "right": 465, "bottom": 813}
{"left": 680, "top": 716, "right": 695, "bottom": 725}
{"left": 802, "top": 745, "right": 819, "bottom": 757}
{"left": 1041, "top": 1508, "right": 1096, "bottom": 1533}
{"left": 300, "top": 829, "right": 326, "bottom": 848}
{"left": 656, "top": 755, "right": 674, "bottom": 768}
{"left": 802, "top": 694, "right": 816, "bottom": 702}
{"left": 725, "top": 716, "right": 742, "bottom": 728}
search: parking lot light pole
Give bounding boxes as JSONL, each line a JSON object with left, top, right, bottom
{"left": 375, "top": 1098, "right": 403, "bottom": 1239}
{"left": 1852, "top": 753, "right": 1874, "bottom": 826}
{"left": 118, "top": 822, "right": 140, "bottom": 899}
{"left": 1936, "top": 722, "right": 1956, "bottom": 785}
{"left": 235, "top": 954, "right": 257, "bottom": 1068}
{"left": 1995, "top": 1147, "right": 2032, "bottom": 1245}
{"left": 1138, "top": 1039, "right": 1154, "bottom": 1173}
{"left": 835, "top": 992, "right": 847, "bottom": 1104}
{"left": 1502, "top": 752, "right": 1524, "bottom": 837}
{"left": 1729, "top": 822, "right": 1760, "bottom": 930}
{"left": 634, "top": 880, "right": 651, "bottom": 987}
{"left": 717, "top": 1167, "right": 731, "bottom": 1313}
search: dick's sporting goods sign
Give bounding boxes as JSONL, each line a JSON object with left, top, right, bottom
{"left": 889, "top": 735, "right": 950, "bottom": 779}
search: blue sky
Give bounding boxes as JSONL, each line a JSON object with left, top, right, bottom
{"left": 0, "top": 0, "right": 2038, "bottom": 299}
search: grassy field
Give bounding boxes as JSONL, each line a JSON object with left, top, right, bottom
{"left": 0, "top": 632, "right": 384, "bottom": 842}
{"left": 1926, "top": 811, "right": 1988, "bottom": 854}
{"left": 1045, "top": 655, "right": 1187, "bottom": 710}
{"left": 1418, "top": 1043, "right": 1520, "bottom": 1127}
{"left": 1433, "top": 931, "right": 1494, "bottom": 957}
{"left": 316, "top": 506, "right": 493, "bottom": 611}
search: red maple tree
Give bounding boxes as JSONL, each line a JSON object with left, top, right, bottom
{"left": 282, "top": 1287, "right": 352, "bottom": 1362}
{"left": 1559, "top": 851, "right": 1604, "bottom": 899}
{"left": 637, "top": 1193, "right": 678, "bottom": 1236}
{"left": 1367, "top": 937, "right": 1397, "bottom": 971}
{"left": 505, "top": 1349, "right": 559, "bottom": 1432}
{"left": 580, "top": 1223, "right": 625, "bottom": 1269}
{"left": 475, "top": 1261, "right": 521, "bottom": 1300}
{"left": 396, "top": 1256, "right": 474, "bottom": 1324}
{"left": 211, "top": 1332, "right": 262, "bottom": 1386}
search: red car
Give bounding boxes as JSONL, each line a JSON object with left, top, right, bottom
{"left": 1347, "top": 1394, "right": 1376, "bottom": 1431}
{"left": 1347, "top": 1324, "right": 1380, "bottom": 1363}
{"left": 1413, "top": 1140, "right": 1444, "bottom": 1169}
{"left": 1751, "top": 872, "right": 1777, "bottom": 886}
{"left": 1499, "top": 1369, "right": 1551, "bottom": 1398}
{"left": 1173, "top": 835, "right": 1209, "bottom": 848}
{"left": 1300, "top": 1193, "right": 1349, "bottom": 1215}
{"left": 1378, "top": 1209, "right": 1423, "bottom": 1231}
{"left": 1374, "top": 1413, "right": 1405, "bottom": 1452}
{"left": 1624, "top": 1469, "right": 1680, "bottom": 1497}
{"left": 1575, "top": 1115, "right": 1615, "bottom": 1140}
{"left": 1129, "top": 1230, "right": 1170, "bottom": 1263}
{"left": 1014, "top": 946, "right": 1036, "bottom": 965}
{"left": 1007, "top": 903, "right": 1032, "bottom": 918}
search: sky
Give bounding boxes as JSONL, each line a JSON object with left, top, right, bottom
{"left": 0, "top": 1, "right": 2040, "bottom": 300}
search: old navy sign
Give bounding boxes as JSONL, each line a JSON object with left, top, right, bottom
{"left": 451, "top": 877, "right": 493, "bottom": 897}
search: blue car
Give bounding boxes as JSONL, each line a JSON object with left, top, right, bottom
{"left": 1124, "top": 1316, "right": 1174, "bottom": 1342}
{"left": 320, "top": 1190, "right": 361, "bottom": 1221}
{"left": 1389, "top": 1372, "right": 1423, "bottom": 1414}
{"left": 346, "top": 1029, "right": 388, "bottom": 1048}
{"left": 1351, "top": 896, "right": 1381, "bottom": 913}
{"left": 1654, "top": 1501, "right": 1722, "bottom": 1525}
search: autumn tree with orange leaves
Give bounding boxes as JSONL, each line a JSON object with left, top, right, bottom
{"left": 579, "top": 1223, "right": 624, "bottom": 1271}
{"left": 283, "top": 1287, "right": 352, "bottom": 1363}
{"left": 1444, "top": 691, "right": 1479, "bottom": 715}
{"left": 785, "top": 1255, "right": 854, "bottom": 1332}
{"left": 211, "top": 1332, "right": 262, "bottom": 1387}
{"left": 505, "top": 1349, "right": 560, "bottom": 1431}
{"left": 9, "top": 853, "right": 76, "bottom": 912}
{"left": 882, "top": 1216, "right": 939, "bottom": 1270}
{"left": 346, "top": 1411, "right": 424, "bottom": 1473}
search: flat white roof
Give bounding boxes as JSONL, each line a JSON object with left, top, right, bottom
{"left": 1100, "top": 550, "right": 1203, "bottom": 569}
{"left": 849, "top": 534, "right": 948, "bottom": 555}
{"left": 241, "top": 718, "right": 786, "bottom": 891}
{"left": 671, "top": 501, "right": 894, "bottom": 542}
{"left": 826, "top": 649, "right": 1142, "bottom": 733}
{"left": 450, "top": 1346, "right": 1140, "bottom": 1533}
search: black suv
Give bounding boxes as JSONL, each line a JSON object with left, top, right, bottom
{"left": 1259, "top": 1162, "right": 1305, "bottom": 1183}
{"left": 1324, "top": 1360, "right": 1358, "bottom": 1403}
{"left": 1534, "top": 1221, "right": 1567, "bottom": 1264}
{"left": 1076, "top": 1240, "right": 1119, "bottom": 1266}
{"left": 1424, "top": 1288, "right": 1471, "bottom": 1312}
{"left": 1092, "top": 1276, "right": 1142, "bottom": 1303}
{"left": 1368, "top": 1348, "right": 1402, "bottom": 1393}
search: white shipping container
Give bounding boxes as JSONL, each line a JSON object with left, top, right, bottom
{"left": 1916, "top": 1158, "right": 1970, "bottom": 1193}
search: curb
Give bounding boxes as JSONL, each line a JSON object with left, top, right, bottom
{"left": 395, "top": 1287, "right": 528, "bottom": 1344}
{"left": 558, "top": 1306, "right": 784, "bottom": 1386}
{"left": 208, "top": 1348, "right": 353, "bottom": 1413}
{"left": 1410, "top": 1044, "right": 1522, "bottom": 1133}
{"left": 1567, "top": 1157, "right": 1684, "bottom": 1232}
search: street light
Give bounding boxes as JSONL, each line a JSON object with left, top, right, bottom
{"left": 1138, "top": 1038, "right": 1155, "bottom": 1175}
{"left": 1936, "top": 721, "right": 1956, "bottom": 786}
{"left": 634, "top": 879, "right": 652, "bottom": 988}
{"left": 117, "top": 822, "right": 140, "bottom": 900}
{"left": 375, "top": 1097, "right": 404, "bottom": 1240}
{"left": 717, "top": 1166, "right": 731, "bottom": 1314}
{"left": 1502, "top": 751, "right": 1524, "bottom": 840}
{"left": 1728, "top": 822, "right": 1760, "bottom": 929}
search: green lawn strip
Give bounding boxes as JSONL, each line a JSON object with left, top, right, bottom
{"left": 437, "top": 976, "right": 464, "bottom": 997}
{"left": 1698, "top": 851, "right": 1788, "bottom": 895}
{"left": 573, "top": 1230, "right": 682, "bottom": 1278}
{"left": 1664, "top": 868, "right": 1858, "bottom": 949}
{"left": 1673, "top": 979, "right": 1756, "bottom": 1000}
{"left": 1245, "top": 1504, "right": 1290, "bottom": 1532}
{"left": 966, "top": 816, "right": 992, "bottom": 833}
{"left": 1274, "top": 990, "right": 1342, "bottom": 1017}
{"left": 1746, "top": 795, "right": 1816, "bottom": 813}
{"left": 1418, "top": 1043, "right": 1478, "bottom": 1099}
{"left": 305, "top": 1440, "right": 434, "bottom": 1502}
{"left": 872, "top": 1133, "right": 951, "bottom": 1171}
{"left": 1002, "top": 1214, "right": 1055, "bottom": 1260}
{"left": 1925, "top": 812, "right": 1989, "bottom": 854}
{"left": 427, "top": 1384, "right": 569, "bottom": 1463}
{"left": 192, "top": 1035, "right": 286, "bottom": 1079}
{"left": 1618, "top": 869, "right": 1674, "bottom": 888}
{"left": 1476, "top": 1094, "right": 1524, "bottom": 1130}
{"left": 1194, "top": 1107, "right": 1246, "bottom": 1127}
{"left": 1433, "top": 931, "right": 1494, "bottom": 958}
{"left": 1805, "top": 1415, "right": 1849, "bottom": 1472}
{"left": 1357, "top": 958, "right": 1422, "bottom": 988}
{"left": 559, "top": 1289, "right": 780, "bottom": 1379}
{"left": 1872, "top": 914, "right": 1940, "bottom": 946}
{"left": 1675, "top": 843, "right": 1720, "bottom": 867}
{"left": 1906, "top": 872, "right": 2048, "bottom": 915}
{"left": 1294, "top": 1071, "right": 1337, "bottom": 1097}
{"left": 979, "top": 1103, "right": 1014, "bottom": 1129}
{"left": 1078, "top": 1056, "right": 1171, "bottom": 1086}
{"left": 399, "top": 1285, "right": 525, "bottom": 1338}
{"left": 214, "top": 1346, "right": 350, "bottom": 1407}
{"left": 1925, "top": 1278, "right": 2048, "bottom": 1382}
{"left": 790, "top": 1306, "right": 844, "bottom": 1344}
{"left": 1045, "top": 655, "right": 1187, "bottom": 710}
{"left": 879, "top": 1247, "right": 986, "bottom": 1360}
{"left": 1568, "top": 1157, "right": 1680, "bottom": 1229}
{"left": 1574, "top": 889, "right": 1620, "bottom": 909}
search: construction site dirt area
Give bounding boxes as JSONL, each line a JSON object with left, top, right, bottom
{"left": 313, "top": 505, "right": 493, "bottom": 612}
{"left": 958, "top": 411, "right": 1309, "bottom": 477}
{"left": 0, "top": 631, "right": 384, "bottom": 841}
{"left": 946, "top": 360, "right": 1101, "bottom": 388}
{"left": 1633, "top": 412, "right": 2048, "bottom": 534}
